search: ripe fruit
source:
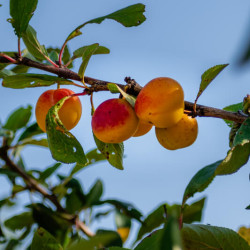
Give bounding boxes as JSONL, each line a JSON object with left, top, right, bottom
{"left": 135, "top": 77, "right": 184, "bottom": 128}
{"left": 155, "top": 113, "right": 198, "bottom": 150}
{"left": 133, "top": 119, "right": 153, "bottom": 137}
{"left": 115, "top": 210, "right": 131, "bottom": 243}
{"left": 35, "top": 88, "right": 82, "bottom": 132}
{"left": 91, "top": 98, "right": 139, "bottom": 143}
{"left": 117, "top": 227, "right": 130, "bottom": 242}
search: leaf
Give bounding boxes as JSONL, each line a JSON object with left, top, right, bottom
{"left": 22, "top": 25, "right": 48, "bottom": 61}
{"left": 2, "top": 73, "right": 73, "bottom": 89}
{"left": 3, "top": 105, "right": 32, "bottom": 131}
{"left": 135, "top": 230, "right": 163, "bottom": 250}
{"left": 31, "top": 227, "right": 63, "bottom": 250}
{"left": 182, "top": 160, "right": 222, "bottom": 204}
{"left": 78, "top": 43, "right": 100, "bottom": 79}
{"left": 182, "top": 224, "right": 250, "bottom": 249}
{"left": 86, "top": 148, "right": 106, "bottom": 164}
{"left": 216, "top": 118, "right": 250, "bottom": 175}
{"left": 108, "top": 83, "right": 121, "bottom": 93}
{"left": 108, "top": 83, "right": 136, "bottom": 107}
{"left": 0, "top": 69, "right": 15, "bottom": 79}
{"left": 85, "top": 179, "right": 103, "bottom": 207}
{"left": 18, "top": 138, "right": 48, "bottom": 147}
{"left": 10, "top": 64, "right": 30, "bottom": 74}
{"left": 73, "top": 44, "right": 110, "bottom": 60}
{"left": 94, "top": 134, "right": 124, "bottom": 170}
{"left": 223, "top": 102, "right": 243, "bottom": 127}
{"left": 195, "top": 64, "right": 229, "bottom": 102}
{"left": 66, "top": 3, "right": 146, "bottom": 42}
{"left": 9, "top": 0, "right": 38, "bottom": 37}
{"left": 39, "top": 163, "right": 62, "bottom": 182}
{"left": 4, "top": 211, "right": 33, "bottom": 231}
{"left": 18, "top": 122, "right": 44, "bottom": 142}
{"left": 46, "top": 96, "right": 87, "bottom": 165}
{"left": 115, "top": 210, "right": 131, "bottom": 228}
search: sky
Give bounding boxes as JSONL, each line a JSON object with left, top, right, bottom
{"left": 0, "top": 0, "right": 250, "bottom": 247}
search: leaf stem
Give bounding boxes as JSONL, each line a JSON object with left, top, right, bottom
{"left": 58, "top": 41, "right": 67, "bottom": 67}
{"left": 0, "top": 53, "right": 18, "bottom": 63}
{"left": 18, "top": 38, "right": 22, "bottom": 59}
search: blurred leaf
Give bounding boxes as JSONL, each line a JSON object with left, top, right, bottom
{"left": 99, "top": 199, "right": 143, "bottom": 223}
{"left": 68, "top": 230, "right": 122, "bottom": 250}
{"left": 238, "top": 226, "right": 250, "bottom": 245}
{"left": 31, "top": 227, "right": 63, "bottom": 250}
{"left": 66, "top": 3, "right": 146, "bottom": 42}
{"left": 78, "top": 43, "right": 100, "bottom": 80}
{"left": 72, "top": 44, "right": 110, "bottom": 60}
{"left": 246, "top": 205, "right": 250, "bottom": 210}
{"left": 10, "top": 64, "right": 30, "bottom": 74}
{"left": 65, "top": 189, "right": 85, "bottom": 214}
{"left": 39, "top": 163, "right": 61, "bottom": 182}
{"left": 2, "top": 73, "right": 73, "bottom": 89}
{"left": 134, "top": 230, "right": 162, "bottom": 250}
{"left": 5, "top": 239, "right": 20, "bottom": 250}
{"left": 4, "top": 211, "right": 33, "bottom": 231}
{"left": 0, "top": 69, "right": 15, "bottom": 79}
{"left": 62, "top": 45, "right": 73, "bottom": 68}
{"left": 115, "top": 210, "right": 131, "bottom": 228}
{"left": 108, "top": 248, "right": 131, "bottom": 250}
{"left": 182, "top": 224, "right": 250, "bottom": 249}
{"left": 223, "top": 102, "right": 243, "bottom": 127}
{"left": 0, "top": 198, "right": 15, "bottom": 208}
{"left": 46, "top": 96, "right": 87, "bottom": 165}
{"left": 22, "top": 25, "right": 48, "bottom": 61}
{"left": 182, "top": 160, "right": 222, "bottom": 205}
{"left": 18, "top": 138, "right": 48, "bottom": 147}
{"left": 49, "top": 50, "right": 59, "bottom": 62}
{"left": 0, "top": 168, "right": 19, "bottom": 178}
{"left": 9, "top": 0, "right": 38, "bottom": 37}
{"left": 195, "top": 64, "right": 229, "bottom": 102}
{"left": 0, "top": 128, "right": 14, "bottom": 139}
{"left": 94, "top": 134, "right": 124, "bottom": 170}
{"left": 85, "top": 179, "right": 103, "bottom": 207}
{"left": 18, "top": 122, "right": 44, "bottom": 142}
{"left": 3, "top": 105, "right": 32, "bottom": 131}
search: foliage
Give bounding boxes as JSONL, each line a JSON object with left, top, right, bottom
{"left": 0, "top": 0, "right": 249, "bottom": 249}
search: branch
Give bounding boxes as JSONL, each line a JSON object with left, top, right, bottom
{"left": 0, "top": 56, "right": 248, "bottom": 124}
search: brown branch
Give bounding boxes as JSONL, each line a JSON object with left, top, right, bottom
{"left": 0, "top": 56, "right": 248, "bottom": 124}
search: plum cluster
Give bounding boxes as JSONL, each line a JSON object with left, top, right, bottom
{"left": 35, "top": 77, "right": 198, "bottom": 150}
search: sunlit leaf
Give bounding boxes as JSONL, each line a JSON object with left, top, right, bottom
{"left": 9, "top": 0, "right": 38, "bottom": 37}
{"left": 46, "top": 96, "right": 87, "bottom": 165}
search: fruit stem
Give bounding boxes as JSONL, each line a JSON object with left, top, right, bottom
{"left": 18, "top": 38, "right": 22, "bottom": 59}
{"left": 58, "top": 41, "right": 67, "bottom": 67}
{"left": 90, "top": 92, "right": 95, "bottom": 113}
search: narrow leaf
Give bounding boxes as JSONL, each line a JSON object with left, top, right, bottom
{"left": 85, "top": 179, "right": 103, "bottom": 207}
{"left": 94, "top": 134, "right": 124, "bottom": 170}
{"left": 46, "top": 96, "right": 87, "bottom": 165}
{"left": 9, "top": 0, "right": 38, "bottom": 37}
{"left": 2, "top": 73, "right": 73, "bottom": 89}
{"left": 4, "top": 105, "right": 32, "bottom": 131}
{"left": 17, "top": 138, "right": 48, "bottom": 147}
{"left": 182, "top": 160, "right": 222, "bottom": 204}
{"left": 195, "top": 64, "right": 229, "bottom": 102}
{"left": 39, "top": 163, "right": 61, "bottom": 182}
{"left": 66, "top": 4, "right": 146, "bottom": 42}
{"left": 18, "top": 122, "right": 44, "bottom": 142}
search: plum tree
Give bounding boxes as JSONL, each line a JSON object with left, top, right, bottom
{"left": 35, "top": 88, "right": 82, "bottom": 132}
{"left": 91, "top": 98, "right": 139, "bottom": 143}
{"left": 134, "top": 77, "right": 184, "bottom": 128}
{"left": 155, "top": 113, "right": 198, "bottom": 150}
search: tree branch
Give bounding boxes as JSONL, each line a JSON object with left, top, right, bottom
{"left": 0, "top": 56, "right": 248, "bottom": 124}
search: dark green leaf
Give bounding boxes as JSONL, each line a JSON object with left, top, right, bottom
{"left": 78, "top": 43, "right": 100, "bottom": 79}
{"left": 94, "top": 134, "right": 124, "bottom": 170}
{"left": 195, "top": 64, "right": 229, "bottom": 102}
{"left": 246, "top": 205, "right": 250, "bottom": 210}
{"left": 108, "top": 248, "right": 131, "bottom": 250}
{"left": 0, "top": 168, "right": 19, "bottom": 178}
{"left": 18, "top": 122, "right": 44, "bottom": 142}
{"left": 5, "top": 239, "right": 20, "bottom": 250}
{"left": 4, "top": 211, "right": 33, "bottom": 231}
{"left": 62, "top": 45, "right": 73, "bottom": 68}
{"left": 135, "top": 230, "right": 162, "bottom": 250}
{"left": 46, "top": 96, "right": 87, "bottom": 165}
{"left": 39, "top": 163, "right": 61, "bottom": 182}
{"left": 182, "top": 160, "right": 222, "bottom": 204}
{"left": 66, "top": 3, "right": 146, "bottom": 42}
{"left": 65, "top": 189, "right": 86, "bottom": 214}
{"left": 9, "top": 0, "right": 38, "bottom": 37}
{"left": 85, "top": 179, "right": 103, "bottom": 207}
{"left": 182, "top": 224, "right": 250, "bottom": 250}
{"left": 4, "top": 105, "right": 32, "bottom": 131}
{"left": 223, "top": 102, "right": 243, "bottom": 127}
{"left": 72, "top": 44, "right": 110, "bottom": 60}
{"left": 0, "top": 198, "right": 15, "bottom": 208}
{"left": 31, "top": 227, "right": 63, "bottom": 250}
{"left": 22, "top": 25, "right": 48, "bottom": 61}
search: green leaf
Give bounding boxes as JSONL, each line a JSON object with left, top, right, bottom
{"left": 65, "top": 189, "right": 86, "bottom": 214}
{"left": 10, "top": 64, "right": 30, "bottom": 74}
{"left": 46, "top": 96, "right": 87, "bottom": 165}
{"left": 78, "top": 43, "right": 100, "bottom": 80}
{"left": 18, "top": 122, "right": 44, "bottom": 142}
{"left": 115, "top": 210, "right": 131, "bottom": 228}
{"left": 0, "top": 169, "right": 19, "bottom": 178}
{"left": 223, "top": 102, "right": 243, "bottom": 127}
{"left": 49, "top": 50, "right": 59, "bottom": 62}
{"left": 233, "top": 118, "right": 250, "bottom": 146}
{"left": 2, "top": 73, "right": 73, "bottom": 89}
{"left": 0, "top": 198, "right": 15, "bottom": 208}
{"left": 182, "top": 224, "right": 250, "bottom": 250}
{"left": 85, "top": 179, "right": 103, "bottom": 207}
{"left": 3, "top": 105, "right": 32, "bottom": 131}
{"left": 9, "top": 0, "right": 38, "bottom": 37}
{"left": 195, "top": 64, "right": 229, "bottom": 102}
{"left": 4, "top": 211, "right": 33, "bottom": 231}
{"left": 108, "top": 83, "right": 121, "bottom": 93}
{"left": 108, "top": 248, "right": 131, "bottom": 250}
{"left": 0, "top": 69, "right": 15, "bottom": 79}
{"left": 86, "top": 148, "right": 106, "bottom": 164}
{"left": 135, "top": 230, "right": 162, "bottom": 250}
{"left": 17, "top": 138, "right": 48, "bottom": 147}
{"left": 72, "top": 44, "right": 110, "bottom": 60}
{"left": 94, "top": 134, "right": 124, "bottom": 170}
{"left": 182, "top": 160, "right": 222, "bottom": 204}
{"left": 39, "top": 163, "right": 62, "bottom": 182}
{"left": 22, "top": 25, "right": 48, "bottom": 61}
{"left": 66, "top": 3, "right": 146, "bottom": 42}
{"left": 31, "top": 227, "right": 63, "bottom": 250}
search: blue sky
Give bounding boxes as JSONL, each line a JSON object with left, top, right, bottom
{"left": 0, "top": 0, "right": 250, "bottom": 246}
